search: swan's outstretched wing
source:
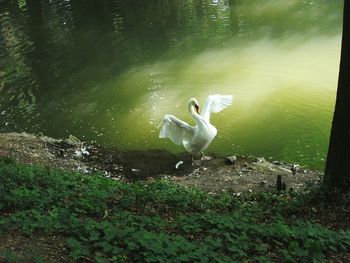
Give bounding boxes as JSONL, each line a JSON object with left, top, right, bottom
{"left": 201, "top": 94, "right": 234, "bottom": 121}
{"left": 159, "top": 115, "right": 194, "bottom": 145}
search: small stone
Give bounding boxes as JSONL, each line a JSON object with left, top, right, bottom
{"left": 272, "top": 160, "right": 282, "bottom": 165}
{"left": 226, "top": 155, "right": 237, "bottom": 164}
{"left": 189, "top": 168, "right": 200, "bottom": 177}
{"left": 80, "top": 147, "right": 90, "bottom": 156}
{"left": 291, "top": 164, "right": 299, "bottom": 174}
{"left": 201, "top": 155, "right": 213, "bottom": 161}
{"left": 256, "top": 157, "right": 265, "bottom": 163}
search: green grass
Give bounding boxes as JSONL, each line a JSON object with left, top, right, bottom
{"left": 0, "top": 157, "right": 349, "bottom": 262}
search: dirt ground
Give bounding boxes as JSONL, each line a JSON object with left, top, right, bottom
{"left": 0, "top": 132, "right": 322, "bottom": 194}
{"left": 0, "top": 231, "right": 73, "bottom": 263}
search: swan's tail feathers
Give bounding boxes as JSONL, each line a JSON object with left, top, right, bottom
{"left": 159, "top": 115, "right": 194, "bottom": 146}
{"left": 209, "top": 94, "right": 234, "bottom": 113}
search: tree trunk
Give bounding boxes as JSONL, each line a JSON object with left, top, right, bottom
{"left": 323, "top": 0, "right": 350, "bottom": 190}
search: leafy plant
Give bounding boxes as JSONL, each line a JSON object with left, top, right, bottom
{"left": 0, "top": 157, "right": 349, "bottom": 262}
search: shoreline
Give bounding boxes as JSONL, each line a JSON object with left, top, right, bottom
{"left": 0, "top": 132, "right": 322, "bottom": 193}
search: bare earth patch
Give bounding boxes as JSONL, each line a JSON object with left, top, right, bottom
{"left": 0, "top": 132, "right": 321, "bottom": 194}
{"left": 0, "top": 231, "right": 72, "bottom": 263}
{"left": 0, "top": 132, "right": 87, "bottom": 172}
{"left": 166, "top": 156, "right": 321, "bottom": 194}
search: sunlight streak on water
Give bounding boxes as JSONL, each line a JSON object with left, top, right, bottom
{"left": 0, "top": 0, "right": 343, "bottom": 169}
{"left": 94, "top": 35, "right": 341, "bottom": 168}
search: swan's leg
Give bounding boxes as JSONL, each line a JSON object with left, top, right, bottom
{"left": 191, "top": 155, "right": 196, "bottom": 166}
{"left": 191, "top": 155, "right": 201, "bottom": 166}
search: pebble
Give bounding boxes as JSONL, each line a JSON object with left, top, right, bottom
{"left": 272, "top": 161, "right": 282, "bottom": 165}
{"left": 226, "top": 155, "right": 237, "bottom": 164}
{"left": 291, "top": 163, "right": 299, "bottom": 174}
{"left": 255, "top": 157, "right": 266, "bottom": 163}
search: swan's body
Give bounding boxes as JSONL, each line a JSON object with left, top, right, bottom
{"left": 159, "top": 94, "right": 233, "bottom": 156}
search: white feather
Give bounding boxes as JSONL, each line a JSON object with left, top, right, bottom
{"left": 201, "top": 94, "right": 234, "bottom": 121}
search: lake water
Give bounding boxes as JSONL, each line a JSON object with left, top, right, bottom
{"left": 0, "top": 0, "right": 343, "bottom": 169}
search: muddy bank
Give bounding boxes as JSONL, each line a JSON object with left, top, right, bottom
{"left": 0, "top": 132, "right": 322, "bottom": 194}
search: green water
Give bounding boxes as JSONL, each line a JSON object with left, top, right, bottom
{"left": 0, "top": 0, "right": 343, "bottom": 169}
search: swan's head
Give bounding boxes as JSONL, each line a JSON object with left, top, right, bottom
{"left": 188, "top": 98, "right": 200, "bottom": 114}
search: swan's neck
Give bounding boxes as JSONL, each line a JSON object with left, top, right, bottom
{"left": 188, "top": 104, "right": 203, "bottom": 124}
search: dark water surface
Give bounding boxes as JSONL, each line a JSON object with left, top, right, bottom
{"left": 0, "top": 0, "right": 343, "bottom": 168}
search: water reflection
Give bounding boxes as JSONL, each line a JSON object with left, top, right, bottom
{"left": 0, "top": 0, "right": 343, "bottom": 168}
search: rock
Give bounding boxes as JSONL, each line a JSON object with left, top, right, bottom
{"left": 201, "top": 156, "right": 213, "bottom": 161}
{"left": 291, "top": 164, "right": 299, "bottom": 174}
{"left": 277, "top": 166, "right": 293, "bottom": 174}
{"left": 226, "top": 155, "right": 237, "bottom": 164}
{"left": 74, "top": 147, "right": 90, "bottom": 158}
{"left": 66, "top": 134, "right": 82, "bottom": 145}
{"left": 255, "top": 157, "right": 266, "bottom": 163}
{"left": 189, "top": 168, "right": 200, "bottom": 177}
{"left": 272, "top": 160, "right": 282, "bottom": 165}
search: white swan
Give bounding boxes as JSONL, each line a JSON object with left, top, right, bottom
{"left": 159, "top": 94, "right": 234, "bottom": 160}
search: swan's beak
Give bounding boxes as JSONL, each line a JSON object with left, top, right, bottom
{"left": 195, "top": 105, "right": 200, "bottom": 114}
